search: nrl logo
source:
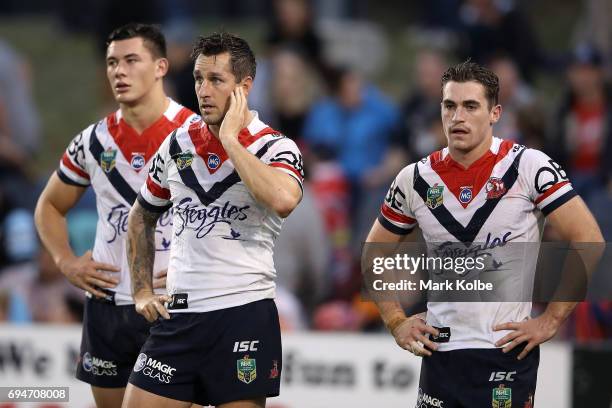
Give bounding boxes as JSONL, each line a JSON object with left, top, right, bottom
{"left": 172, "top": 151, "right": 194, "bottom": 170}
{"left": 237, "top": 355, "right": 257, "bottom": 384}
{"left": 100, "top": 148, "right": 117, "bottom": 173}
{"left": 426, "top": 184, "right": 444, "bottom": 209}
{"left": 492, "top": 384, "right": 512, "bottom": 408}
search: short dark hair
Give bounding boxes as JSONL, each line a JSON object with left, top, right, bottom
{"left": 190, "top": 32, "right": 256, "bottom": 81}
{"left": 441, "top": 61, "right": 499, "bottom": 108}
{"left": 106, "top": 23, "right": 167, "bottom": 59}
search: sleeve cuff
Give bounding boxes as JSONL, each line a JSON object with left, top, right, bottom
{"left": 137, "top": 192, "right": 172, "bottom": 214}
{"left": 377, "top": 214, "right": 414, "bottom": 235}
{"left": 56, "top": 169, "right": 89, "bottom": 187}
{"left": 541, "top": 189, "right": 577, "bottom": 216}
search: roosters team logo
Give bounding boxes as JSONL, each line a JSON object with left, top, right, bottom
{"left": 486, "top": 177, "right": 506, "bottom": 200}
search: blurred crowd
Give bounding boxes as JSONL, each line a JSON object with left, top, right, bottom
{"left": 0, "top": 0, "right": 610, "bottom": 344}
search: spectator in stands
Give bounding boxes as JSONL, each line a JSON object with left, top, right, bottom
{"left": 250, "top": 0, "right": 327, "bottom": 122}
{"left": 268, "top": 47, "right": 321, "bottom": 147}
{"left": 514, "top": 105, "right": 547, "bottom": 150}
{"left": 414, "top": 0, "right": 462, "bottom": 31}
{"left": 0, "top": 186, "right": 37, "bottom": 268}
{"left": 164, "top": 21, "right": 199, "bottom": 113}
{"left": 266, "top": 0, "right": 325, "bottom": 73}
{"left": 458, "top": 0, "right": 543, "bottom": 81}
{"left": 303, "top": 66, "right": 401, "bottom": 207}
{"left": 490, "top": 55, "right": 537, "bottom": 142}
{"left": 0, "top": 245, "right": 83, "bottom": 323}
{"left": 274, "top": 183, "right": 330, "bottom": 317}
{"left": 549, "top": 43, "right": 612, "bottom": 199}
{"left": 395, "top": 49, "right": 449, "bottom": 161}
{"left": 0, "top": 39, "right": 41, "bottom": 209}
{"left": 307, "top": 148, "right": 353, "bottom": 292}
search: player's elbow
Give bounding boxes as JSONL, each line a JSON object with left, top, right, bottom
{"left": 270, "top": 189, "right": 301, "bottom": 218}
{"left": 568, "top": 221, "right": 605, "bottom": 263}
{"left": 592, "top": 230, "right": 605, "bottom": 244}
{"left": 574, "top": 221, "right": 604, "bottom": 244}
{"left": 588, "top": 227, "right": 605, "bottom": 257}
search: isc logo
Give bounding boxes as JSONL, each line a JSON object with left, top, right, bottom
{"left": 489, "top": 371, "right": 516, "bottom": 382}
{"left": 233, "top": 340, "right": 259, "bottom": 352}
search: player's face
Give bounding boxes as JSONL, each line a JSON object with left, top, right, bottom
{"left": 106, "top": 37, "right": 166, "bottom": 105}
{"left": 441, "top": 81, "right": 501, "bottom": 153}
{"left": 193, "top": 52, "right": 246, "bottom": 126}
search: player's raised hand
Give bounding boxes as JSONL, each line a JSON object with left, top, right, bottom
{"left": 153, "top": 269, "right": 168, "bottom": 289}
{"left": 134, "top": 290, "right": 171, "bottom": 322}
{"left": 392, "top": 315, "right": 440, "bottom": 357}
{"left": 494, "top": 315, "right": 559, "bottom": 360}
{"left": 219, "top": 86, "right": 247, "bottom": 143}
{"left": 58, "top": 249, "right": 119, "bottom": 298}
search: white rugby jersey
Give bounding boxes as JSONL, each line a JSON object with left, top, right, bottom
{"left": 379, "top": 137, "right": 576, "bottom": 351}
{"left": 138, "top": 111, "right": 304, "bottom": 312}
{"left": 57, "top": 98, "right": 198, "bottom": 305}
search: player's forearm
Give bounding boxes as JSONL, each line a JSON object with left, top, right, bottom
{"left": 127, "top": 202, "right": 160, "bottom": 296}
{"left": 222, "top": 138, "right": 300, "bottom": 217}
{"left": 541, "top": 302, "right": 577, "bottom": 328}
{"left": 547, "top": 198, "right": 605, "bottom": 302}
{"left": 34, "top": 197, "right": 75, "bottom": 268}
{"left": 376, "top": 300, "right": 408, "bottom": 333}
{"left": 545, "top": 222, "right": 601, "bottom": 325}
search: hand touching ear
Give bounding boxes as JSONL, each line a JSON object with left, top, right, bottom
{"left": 219, "top": 87, "right": 248, "bottom": 143}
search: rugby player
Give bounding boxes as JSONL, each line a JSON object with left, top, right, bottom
{"left": 367, "top": 61, "right": 604, "bottom": 407}
{"left": 123, "top": 32, "right": 303, "bottom": 407}
{"left": 35, "top": 23, "right": 197, "bottom": 408}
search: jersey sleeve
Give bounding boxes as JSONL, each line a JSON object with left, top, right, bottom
{"left": 57, "top": 129, "right": 91, "bottom": 187}
{"left": 137, "top": 138, "right": 172, "bottom": 213}
{"left": 263, "top": 136, "right": 305, "bottom": 190}
{"left": 378, "top": 164, "right": 418, "bottom": 235}
{"left": 176, "top": 109, "right": 201, "bottom": 128}
{"left": 522, "top": 148, "right": 577, "bottom": 215}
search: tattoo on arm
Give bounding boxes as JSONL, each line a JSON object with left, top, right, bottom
{"left": 127, "top": 202, "right": 161, "bottom": 296}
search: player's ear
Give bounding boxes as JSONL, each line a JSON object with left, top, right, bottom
{"left": 240, "top": 76, "right": 253, "bottom": 97}
{"left": 155, "top": 58, "right": 169, "bottom": 79}
{"left": 489, "top": 104, "right": 502, "bottom": 126}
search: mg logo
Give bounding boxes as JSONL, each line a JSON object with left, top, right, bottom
{"left": 207, "top": 153, "right": 221, "bottom": 170}
{"left": 459, "top": 186, "right": 472, "bottom": 203}
{"left": 131, "top": 154, "right": 145, "bottom": 170}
